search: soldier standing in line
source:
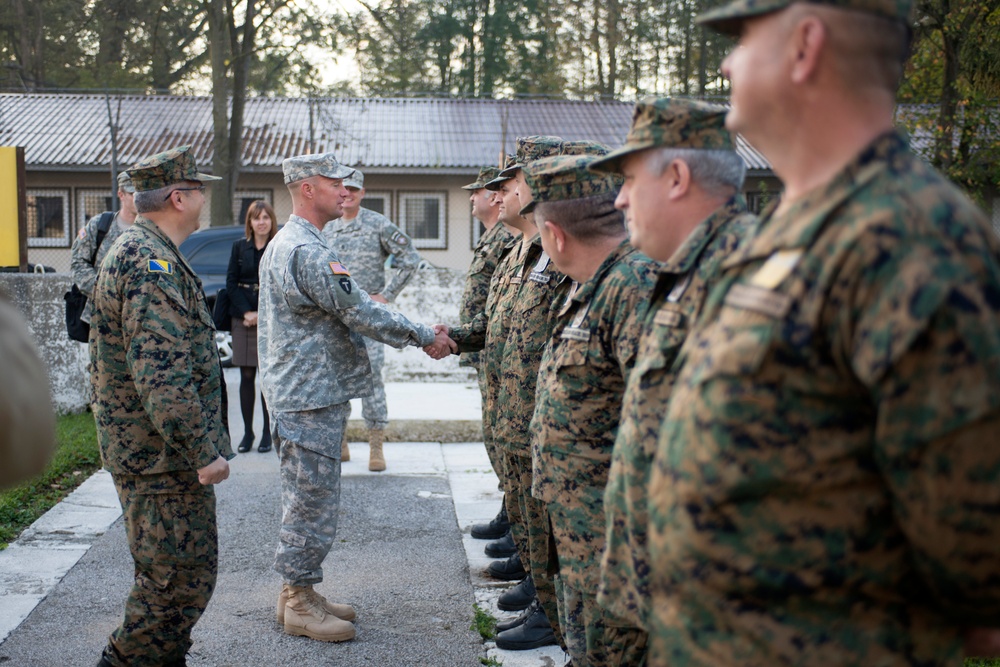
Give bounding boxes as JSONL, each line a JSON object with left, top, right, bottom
{"left": 90, "top": 146, "right": 234, "bottom": 667}
{"left": 461, "top": 165, "right": 518, "bottom": 545}
{"left": 587, "top": 98, "right": 754, "bottom": 646}
{"left": 258, "top": 152, "right": 452, "bottom": 643}
{"left": 321, "top": 168, "right": 421, "bottom": 472}
{"left": 647, "top": 1, "right": 1000, "bottom": 664}
{"left": 525, "top": 153, "right": 656, "bottom": 666}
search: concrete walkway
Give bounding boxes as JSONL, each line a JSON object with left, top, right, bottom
{"left": 0, "top": 375, "right": 570, "bottom": 667}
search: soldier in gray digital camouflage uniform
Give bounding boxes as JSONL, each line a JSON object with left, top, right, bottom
{"left": 322, "top": 169, "right": 421, "bottom": 471}
{"left": 90, "top": 146, "right": 234, "bottom": 667}
{"left": 70, "top": 170, "right": 137, "bottom": 326}
{"left": 258, "top": 152, "right": 453, "bottom": 643}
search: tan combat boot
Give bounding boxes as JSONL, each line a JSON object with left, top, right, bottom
{"left": 276, "top": 583, "right": 357, "bottom": 624}
{"left": 368, "top": 429, "right": 386, "bottom": 472}
{"left": 341, "top": 431, "right": 350, "bottom": 462}
{"left": 282, "top": 585, "right": 356, "bottom": 642}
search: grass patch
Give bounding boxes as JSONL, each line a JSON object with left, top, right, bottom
{"left": 0, "top": 412, "right": 102, "bottom": 549}
{"left": 471, "top": 603, "right": 497, "bottom": 640}
{"left": 479, "top": 657, "right": 503, "bottom": 666}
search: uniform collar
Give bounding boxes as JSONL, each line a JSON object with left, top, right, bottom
{"left": 135, "top": 216, "right": 198, "bottom": 278}
{"left": 569, "top": 238, "right": 636, "bottom": 306}
{"left": 660, "top": 194, "right": 751, "bottom": 275}
{"left": 289, "top": 214, "right": 327, "bottom": 241}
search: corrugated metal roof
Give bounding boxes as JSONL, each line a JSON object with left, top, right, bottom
{"left": 0, "top": 93, "right": 773, "bottom": 173}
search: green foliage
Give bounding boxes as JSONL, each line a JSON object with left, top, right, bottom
{"left": 480, "top": 657, "right": 503, "bottom": 667}
{"left": 966, "top": 660, "right": 1000, "bottom": 666}
{"left": 470, "top": 603, "right": 497, "bottom": 640}
{"left": 0, "top": 413, "right": 101, "bottom": 550}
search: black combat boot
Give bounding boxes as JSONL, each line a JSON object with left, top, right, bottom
{"left": 485, "top": 530, "right": 516, "bottom": 558}
{"left": 494, "top": 600, "right": 556, "bottom": 650}
{"left": 471, "top": 503, "right": 510, "bottom": 540}
{"left": 497, "top": 575, "right": 535, "bottom": 611}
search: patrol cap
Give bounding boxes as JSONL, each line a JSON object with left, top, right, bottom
{"left": 484, "top": 154, "right": 518, "bottom": 191}
{"left": 116, "top": 170, "right": 135, "bottom": 194}
{"left": 461, "top": 166, "right": 500, "bottom": 191}
{"left": 520, "top": 154, "right": 623, "bottom": 215}
{"left": 496, "top": 135, "right": 564, "bottom": 179}
{"left": 561, "top": 140, "right": 610, "bottom": 157}
{"left": 127, "top": 146, "right": 221, "bottom": 192}
{"left": 344, "top": 169, "right": 365, "bottom": 190}
{"left": 589, "top": 98, "right": 734, "bottom": 174}
{"left": 697, "top": 0, "right": 913, "bottom": 35}
{"left": 282, "top": 152, "right": 355, "bottom": 185}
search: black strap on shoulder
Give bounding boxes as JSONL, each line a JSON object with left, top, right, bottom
{"left": 90, "top": 211, "right": 115, "bottom": 265}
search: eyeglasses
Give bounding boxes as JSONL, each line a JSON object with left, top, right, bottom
{"left": 163, "top": 186, "right": 206, "bottom": 201}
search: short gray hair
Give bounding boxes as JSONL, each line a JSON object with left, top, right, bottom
{"left": 133, "top": 185, "right": 175, "bottom": 213}
{"left": 645, "top": 147, "right": 746, "bottom": 197}
{"left": 533, "top": 191, "right": 624, "bottom": 241}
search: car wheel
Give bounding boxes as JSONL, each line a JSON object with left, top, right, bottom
{"left": 216, "top": 331, "right": 234, "bottom": 368}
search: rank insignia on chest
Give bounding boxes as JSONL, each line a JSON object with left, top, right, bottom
{"left": 329, "top": 262, "right": 350, "bottom": 275}
{"left": 750, "top": 249, "right": 802, "bottom": 289}
{"left": 339, "top": 277, "right": 353, "bottom": 294}
{"left": 654, "top": 308, "right": 683, "bottom": 328}
{"left": 147, "top": 259, "right": 173, "bottom": 274}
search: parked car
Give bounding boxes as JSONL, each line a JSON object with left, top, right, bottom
{"left": 179, "top": 225, "right": 246, "bottom": 366}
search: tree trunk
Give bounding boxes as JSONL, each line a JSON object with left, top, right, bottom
{"left": 208, "top": 0, "right": 234, "bottom": 227}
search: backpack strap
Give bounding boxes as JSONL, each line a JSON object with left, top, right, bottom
{"left": 90, "top": 211, "right": 115, "bottom": 266}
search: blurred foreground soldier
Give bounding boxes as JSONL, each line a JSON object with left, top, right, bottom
{"left": 90, "top": 146, "right": 234, "bottom": 667}
{"left": 646, "top": 1, "right": 1000, "bottom": 665}
{"left": 322, "top": 169, "right": 421, "bottom": 471}
{"left": 526, "top": 154, "right": 656, "bottom": 666}
{"left": 0, "top": 296, "right": 56, "bottom": 490}
{"left": 259, "top": 152, "right": 449, "bottom": 643}
{"left": 461, "top": 165, "right": 517, "bottom": 542}
{"left": 588, "top": 98, "right": 753, "bottom": 640}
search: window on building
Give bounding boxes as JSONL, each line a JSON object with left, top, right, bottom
{"left": 27, "top": 189, "right": 71, "bottom": 247}
{"left": 363, "top": 190, "right": 391, "bottom": 218}
{"left": 77, "top": 189, "right": 115, "bottom": 234}
{"left": 746, "top": 190, "right": 777, "bottom": 215}
{"left": 398, "top": 192, "right": 447, "bottom": 249}
{"left": 234, "top": 190, "right": 273, "bottom": 226}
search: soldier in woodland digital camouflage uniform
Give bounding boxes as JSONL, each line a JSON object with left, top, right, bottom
{"left": 70, "top": 170, "right": 138, "bottom": 325}
{"left": 646, "top": 1, "right": 1000, "bottom": 665}
{"left": 525, "top": 154, "right": 656, "bottom": 666}
{"left": 258, "top": 152, "right": 451, "bottom": 644}
{"left": 587, "top": 98, "right": 753, "bottom": 643}
{"left": 90, "top": 146, "right": 234, "bottom": 667}
{"left": 322, "top": 169, "right": 421, "bottom": 471}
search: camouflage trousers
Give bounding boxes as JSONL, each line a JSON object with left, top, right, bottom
{"left": 273, "top": 404, "right": 348, "bottom": 585}
{"left": 477, "top": 366, "right": 503, "bottom": 480}
{"left": 104, "top": 472, "right": 218, "bottom": 667}
{"left": 349, "top": 337, "right": 388, "bottom": 430}
{"left": 503, "top": 450, "right": 566, "bottom": 650}
{"left": 549, "top": 496, "right": 648, "bottom": 667}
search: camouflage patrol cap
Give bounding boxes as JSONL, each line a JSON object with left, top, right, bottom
{"left": 344, "top": 169, "right": 365, "bottom": 190}
{"left": 697, "top": 0, "right": 913, "bottom": 35}
{"left": 116, "top": 170, "right": 135, "bottom": 194}
{"left": 484, "top": 154, "right": 518, "bottom": 191}
{"left": 561, "top": 140, "right": 610, "bottom": 157}
{"left": 496, "top": 135, "right": 564, "bottom": 179}
{"left": 282, "top": 152, "right": 354, "bottom": 184}
{"left": 589, "top": 98, "right": 734, "bottom": 174}
{"left": 520, "top": 155, "right": 623, "bottom": 215}
{"left": 127, "top": 146, "right": 221, "bottom": 192}
{"left": 462, "top": 166, "right": 500, "bottom": 190}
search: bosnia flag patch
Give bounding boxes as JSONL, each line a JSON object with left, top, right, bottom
{"left": 147, "top": 259, "right": 174, "bottom": 274}
{"left": 329, "top": 262, "right": 350, "bottom": 276}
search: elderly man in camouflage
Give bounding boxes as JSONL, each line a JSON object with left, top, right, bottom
{"left": 322, "top": 169, "right": 421, "bottom": 471}
{"left": 70, "top": 170, "right": 138, "bottom": 327}
{"left": 258, "top": 152, "right": 451, "bottom": 644}
{"left": 586, "top": 98, "right": 753, "bottom": 651}
{"left": 524, "top": 153, "right": 657, "bottom": 666}
{"left": 644, "top": 1, "right": 1000, "bottom": 665}
{"left": 90, "top": 146, "right": 234, "bottom": 667}
{"left": 460, "top": 165, "right": 518, "bottom": 543}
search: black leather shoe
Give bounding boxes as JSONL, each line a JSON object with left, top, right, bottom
{"left": 257, "top": 430, "right": 272, "bottom": 453}
{"left": 487, "top": 551, "right": 526, "bottom": 581}
{"left": 497, "top": 575, "right": 535, "bottom": 611}
{"left": 494, "top": 601, "right": 555, "bottom": 650}
{"left": 237, "top": 433, "right": 254, "bottom": 453}
{"left": 485, "top": 530, "right": 516, "bottom": 558}
{"left": 471, "top": 504, "right": 510, "bottom": 540}
{"left": 495, "top": 597, "right": 537, "bottom": 632}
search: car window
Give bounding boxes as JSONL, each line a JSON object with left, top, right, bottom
{"left": 186, "top": 238, "right": 234, "bottom": 269}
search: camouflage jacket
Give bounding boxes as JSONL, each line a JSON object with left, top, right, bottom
{"left": 259, "top": 215, "right": 434, "bottom": 413}
{"left": 321, "top": 207, "right": 420, "bottom": 301}
{"left": 599, "top": 197, "right": 752, "bottom": 630}
{"left": 647, "top": 132, "right": 1000, "bottom": 666}
{"left": 459, "top": 222, "right": 515, "bottom": 369}
{"left": 89, "top": 216, "right": 233, "bottom": 476}
{"left": 70, "top": 211, "right": 130, "bottom": 323}
{"left": 531, "top": 240, "right": 656, "bottom": 506}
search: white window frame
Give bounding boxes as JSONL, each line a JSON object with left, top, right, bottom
{"left": 233, "top": 190, "right": 273, "bottom": 225}
{"left": 397, "top": 191, "right": 447, "bottom": 249}
{"left": 76, "top": 188, "right": 115, "bottom": 234}
{"left": 362, "top": 190, "right": 392, "bottom": 219}
{"left": 27, "top": 189, "right": 71, "bottom": 248}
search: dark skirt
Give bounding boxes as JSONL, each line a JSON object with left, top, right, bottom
{"left": 231, "top": 317, "right": 258, "bottom": 367}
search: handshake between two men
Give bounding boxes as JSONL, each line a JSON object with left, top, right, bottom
{"left": 423, "top": 324, "right": 457, "bottom": 360}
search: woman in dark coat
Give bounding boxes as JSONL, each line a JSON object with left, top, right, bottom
{"left": 227, "top": 200, "right": 277, "bottom": 453}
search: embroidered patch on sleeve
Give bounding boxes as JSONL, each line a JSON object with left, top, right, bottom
{"left": 147, "top": 259, "right": 174, "bottom": 274}
{"left": 330, "top": 262, "right": 351, "bottom": 275}
{"left": 391, "top": 231, "right": 409, "bottom": 246}
{"left": 339, "top": 277, "right": 353, "bottom": 294}
{"left": 78, "top": 227, "right": 87, "bottom": 240}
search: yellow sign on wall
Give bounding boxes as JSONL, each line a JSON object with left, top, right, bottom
{"left": 0, "top": 147, "right": 24, "bottom": 268}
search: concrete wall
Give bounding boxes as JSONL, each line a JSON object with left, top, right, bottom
{"left": 0, "top": 266, "right": 474, "bottom": 414}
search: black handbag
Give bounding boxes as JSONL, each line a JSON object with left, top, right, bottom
{"left": 64, "top": 211, "right": 114, "bottom": 342}
{"left": 212, "top": 288, "right": 232, "bottom": 331}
